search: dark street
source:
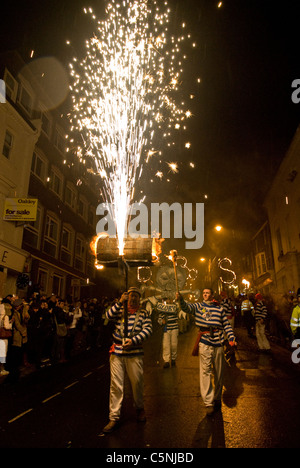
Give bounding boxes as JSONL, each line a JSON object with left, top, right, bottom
{"left": 0, "top": 324, "right": 299, "bottom": 449}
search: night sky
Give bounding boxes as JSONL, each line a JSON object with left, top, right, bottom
{"left": 1, "top": 0, "right": 300, "bottom": 266}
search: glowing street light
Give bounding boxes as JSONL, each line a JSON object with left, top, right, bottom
{"left": 214, "top": 225, "right": 223, "bottom": 232}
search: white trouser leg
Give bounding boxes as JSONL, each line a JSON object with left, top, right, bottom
{"left": 125, "top": 356, "right": 144, "bottom": 410}
{"left": 256, "top": 321, "right": 270, "bottom": 350}
{"left": 109, "top": 354, "right": 125, "bottom": 421}
{"left": 170, "top": 329, "right": 178, "bottom": 361}
{"left": 162, "top": 331, "right": 171, "bottom": 362}
{"left": 199, "top": 343, "right": 224, "bottom": 406}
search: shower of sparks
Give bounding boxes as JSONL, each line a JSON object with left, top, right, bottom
{"left": 68, "top": 0, "right": 194, "bottom": 255}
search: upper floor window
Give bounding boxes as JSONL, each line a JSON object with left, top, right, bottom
{"left": 255, "top": 252, "right": 267, "bottom": 277}
{"left": 77, "top": 195, "right": 88, "bottom": 221}
{"left": 2, "top": 130, "right": 13, "bottom": 159}
{"left": 74, "top": 235, "right": 86, "bottom": 272}
{"left": 49, "top": 167, "right": 63, "bottom": 198}
{"left": 43, "top": 213, "right": 59, "bottom": 257}
{"left": 18, "top": 84, "right": 34, "bottom": 116}
{"left": 65, "top": 183, "right": 77, "bottom": 210}
{"left": 23, "top": 204, "right": 43, "bottom": 249}
{"left": 88, "top": 206, "right": 95, "bottom": 226}
{"left": 60, "top": 225, "right": 74, "bottom": 266}
{"left": 4, "top": 69, "right": 18, "bottom": 101}
{"left": 41, "top": 112, "right": 52, "bottom": 138}
{"left": 54, "top": 126, "right": 66, "bottom": 153}
{"left": 31, "top": 151, "right": 47, "bottom": 182}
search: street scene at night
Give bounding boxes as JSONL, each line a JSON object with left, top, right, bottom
{"left": 0, "top": 0, "right": 300, "bottom": 453}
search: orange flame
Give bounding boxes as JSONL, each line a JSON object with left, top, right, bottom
{"left": 152, "top": 236, "right": 164, "bottom": 262}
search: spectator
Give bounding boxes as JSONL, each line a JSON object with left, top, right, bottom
{"left": 0, "top": 303, "right": 13, "bottom": 375}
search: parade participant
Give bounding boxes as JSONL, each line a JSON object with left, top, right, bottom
{"left": 254, "top": 293, "right": 271, "bottom": 353}
{"left": 102, "top": 287, "right": 152, "bottom": 434}
{"left": 157, "top": 297, "right": 179, "bottom": 368}
{"left": 220, "top": 291, "right": 235, "bottom": 329}
{"left": 290, "top": 288, "right": 300, "bottom": 339}
{"left": 176, "top": 287, "right": 236, "bottom": 416}
{"left": 241, "top": 295, "right": 255, "bottom": 337}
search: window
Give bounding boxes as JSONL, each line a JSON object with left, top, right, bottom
{"left": 54, "top": 127, "right": 65, "bottom": 153}
{"left": 276, "top": 228, "right": 283, "bottom": 256}
{"left": 60, "top": 225, "right": 74, "bottom": 265}
{"left": 255, "top": 252, "right": 267, "bottom": 277}
{"left": 2, "top": 130, "right": 13, "bottom": 159}
{"left": 4, "top": 69, "right": 18, "bottom": 101}
{"left": 88, "top": 207, "right": 95, "bottom": 226}
{"left": 74, "top": 236, "right": 86, "bottom": 271}
{"left": 31, "top": 151, "right": 47, "bottom": 182}
{"left": 41, "top": 112, "right": 52, "bottom": 138}
{"left": 18, "top": 84, "right": 33, "bottom": 115}
{"left": 43, "top": 214, "right": 59, "bottom": 257}
{"left": 23, "top": 205, "right": 43, "bottom": 249}
{"left": 65, "top": 183, "right": 77, "bottom": 210}
{"left": 49, "top": 167, "right": 63, "bottom": 198}
{"left": 37, "top": 269, "right": 48, "bottom": 294}
{"left": 52, "top": 274, "right": 64, "bottom": 297}
{"left": 77, "top": 196, "right": 87, "bottom": 220}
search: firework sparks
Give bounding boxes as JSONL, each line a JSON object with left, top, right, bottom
{"left": 68, "top": 0, "right": 193, "bottom": 255}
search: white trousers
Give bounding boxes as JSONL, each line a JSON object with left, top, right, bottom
{"left": 162, "top": 329, "right": 178, "bottom": 363}
{"left": 256, "top": 321, "right": 270, "bottom": 350}
{"left": 109, "top": 353, "right": 144, "bottom": 421}
{"left": 199, "top": 343, "right": 224, "bottom": 407}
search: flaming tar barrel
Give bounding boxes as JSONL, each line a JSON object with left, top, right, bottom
{"left": 96, "top": 237, "right": 154, "bottom": 264}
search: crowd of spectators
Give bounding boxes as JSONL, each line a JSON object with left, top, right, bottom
{"left": 0, "top": 291, "right": 116, "bottom": 382}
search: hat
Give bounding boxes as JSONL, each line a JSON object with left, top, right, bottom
{"left": 13, "top": 298, "right": 23, "bottom": 307}
{"left": 128, "top": 287, "right": 141, "bottom": 296}
{"left": 255, "top": 293, "right": 263, "bottom": 301}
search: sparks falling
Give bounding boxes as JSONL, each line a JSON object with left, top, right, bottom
{"left": 68, "top": 0, "right": 193, "bottom": 255}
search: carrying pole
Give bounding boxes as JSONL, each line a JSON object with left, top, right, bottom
{"left": 170, "top": 249, "right": 179, "bottom": 294}
{"left": 118, "top": 256, "right": 129, "bottom": 338}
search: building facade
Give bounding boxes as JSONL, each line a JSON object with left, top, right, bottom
{"left": 264, "top": 125, "right": 300, "bottom": 299}
{"left": 0, "top": 52, "right": 40, "bottom": 297}
{"left": 0, "top": 51, "right": 101, "bottom": 300}
{"left": 250, "top": 221, "right": 275, "bottom": 295}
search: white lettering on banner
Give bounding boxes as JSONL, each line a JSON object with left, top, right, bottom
{"left": 96, "top": 202, "right": 204, "bottom": 250}
{"left": 291, "top": 339, "right": 300, "bottom": 364}
{"left": 291, "top": 79, "right": 300, "bottom": 104}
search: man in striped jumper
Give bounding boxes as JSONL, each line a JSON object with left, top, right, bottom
{"left": 254, "top": 293, "right": 271, "bottom": 353}
{"left": 157, "top": 298, "right": 179, "bottom": 368}
{"left": 176, "top": 287, "right": 236, "bottom": 415}
{"left": 102, "top": 287, "right": 152, "bottom": 433}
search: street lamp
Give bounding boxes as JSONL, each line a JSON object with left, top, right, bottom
{"left": 214, "top": 225, "right": 223, "bottom": 232}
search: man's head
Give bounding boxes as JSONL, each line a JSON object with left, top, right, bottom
{"left": 128, "top": 287, "right": 141, "bottom": 308}
{"left": 202, "top": 288, "right": 213, "bottom": 302}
